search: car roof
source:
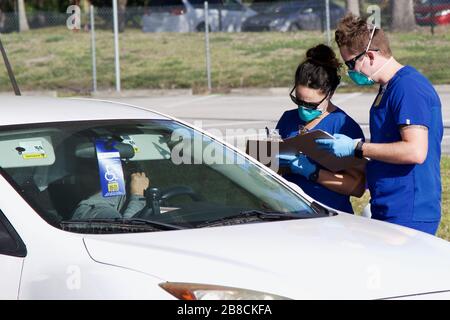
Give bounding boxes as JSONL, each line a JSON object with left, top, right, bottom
{"left": 0, "top": 96, "right": 169, "bottom": 126}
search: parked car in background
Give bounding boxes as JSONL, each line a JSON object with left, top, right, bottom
{"left": 142, "top": 0, "right": 257, "bottom": 32}
{"left": 415, "top": 0, "right": 450, "bottom": 26}
{"left": 242, "top": 0, "right": 345, "bottom": 32}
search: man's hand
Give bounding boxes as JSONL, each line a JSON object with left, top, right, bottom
{"left": 130, "top": 172, "right": 150, "bottom": 196}
{"left": 316, "top": 133, "right": 358, "bottom": 158}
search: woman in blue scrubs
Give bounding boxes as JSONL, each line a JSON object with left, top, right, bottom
{"left": 276, "top": 44, "right": 365, "bottom": 213}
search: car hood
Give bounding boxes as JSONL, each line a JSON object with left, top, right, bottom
{"left": 83, "top": 214, "right": 450, "bottom": 299}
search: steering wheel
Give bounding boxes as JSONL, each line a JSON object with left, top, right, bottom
{"left": 134, "top": 185, "right": 203, "bottom": 219}
{"left": 160, "top": 186, "right": 204, "bottom": 204}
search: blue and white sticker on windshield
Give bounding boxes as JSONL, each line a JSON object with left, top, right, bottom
{"left": 95, "top": 140, "right": 126, "bottom": 197}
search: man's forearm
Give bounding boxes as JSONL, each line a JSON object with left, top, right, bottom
{"left": 362, "top": 141, "right": 426, "bottom": 165}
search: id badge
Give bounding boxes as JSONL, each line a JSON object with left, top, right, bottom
{"left": 95, "top": 140, "right": 126, "bottom": 197}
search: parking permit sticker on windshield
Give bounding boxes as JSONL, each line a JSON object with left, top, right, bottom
{"left": 95, "top": 140, "right": 126, "bottom": 197}
{"left": 19, "top": 140, "right": 47, "bottom": 160}
{"left": 121, "top": 135, "right": 140, "bottom": 153}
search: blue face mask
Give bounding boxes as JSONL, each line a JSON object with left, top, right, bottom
{"left": 348, "top": 70, "right": 375, "bottom": 86}
{"left": 298, "top": 106, "right": 322, "bottom": 122}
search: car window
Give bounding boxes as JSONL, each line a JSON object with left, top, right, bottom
{"left": 0, "top": 211, "right": 25, "bottom": 257}
{"left": 190, "top": 0, "right": 223, "bottom": 8}
{"left": 149, "top": 0, "right": 184, "bottom": 6}
{"left": 262, "top": 1, "right": 319, "bottom": 14}
{"left": 0, "top": 221, "right": 16, "bottom": 254}
{"left": 222, "top": 0, "right": 243, "bottom": 10}
{"left": 190, "top": 0, "right": 222, "bottom": 4}
{"left": 0, "top": 120, "right": 321, "bottom": 234}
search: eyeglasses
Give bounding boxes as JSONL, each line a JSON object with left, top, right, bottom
{"left": 344, "top": 26, "right": 379, "bottom": 70}
{"left": 290, "top": 87, "right": 328, "bottom": 110}
{"left": 344, "top": 48, "right": 380, "bottom": 70}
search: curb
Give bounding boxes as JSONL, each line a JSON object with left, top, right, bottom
{"left": 229, "top": 87, "right": 290, "bottom": 96}
{"left": 0, "top": 85, "right": 449, "bottom": 97}
{"left": 91, "top": 89, "right": 193, "bottom": 98}
{"left": 0, "top": 91, "right": 58, "bottom": 97}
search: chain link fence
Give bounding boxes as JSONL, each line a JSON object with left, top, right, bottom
{"left": 0, "top": 0, "right": 448, "bottom": 94}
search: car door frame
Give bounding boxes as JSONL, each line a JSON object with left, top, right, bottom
{"left": 0, "top": 209, "right": 26, "bottom": 299}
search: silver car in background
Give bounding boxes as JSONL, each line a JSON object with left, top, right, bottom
{"left": 142, "top": 0, "right": 257, "bottom": 32}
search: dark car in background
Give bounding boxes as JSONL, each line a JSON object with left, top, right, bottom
{"left": 415, "top": 0, "right": 450, "bottom": 26}
{"left": 242, "top": 0, "right": 345, "bottom": 32}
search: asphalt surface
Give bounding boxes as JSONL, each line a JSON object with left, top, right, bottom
{"left": 112, "top": 91, "right": 450, "bottom": 154}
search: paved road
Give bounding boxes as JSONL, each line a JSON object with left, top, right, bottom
{"left": 112, "top": 91, "right": 450, "bottom": 154}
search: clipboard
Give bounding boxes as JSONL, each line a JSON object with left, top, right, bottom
{"left": 280, "top": 130, "right": 367, "bottom": 172}
{"left": 246, "top": 130, "right": 367, "bottom": 173}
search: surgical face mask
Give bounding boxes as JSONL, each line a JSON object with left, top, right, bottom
{"left": 298, "top": 107, "right": 322, "bottom": 122}
{"left": 346, "top": 26, "right": 379, "bottom": 87}
{"left": 348, "top": 56, "right": 394, "bottom": 86}
{"left": 348, "top": 69, "right": 375, "bottom": 86}
{"left": 293, "top": 92, "right": 329, "bottom": 122}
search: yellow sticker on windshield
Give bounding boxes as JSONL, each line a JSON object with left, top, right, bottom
{"left": 23, "top": 153, "right": 47, "bottom": 159}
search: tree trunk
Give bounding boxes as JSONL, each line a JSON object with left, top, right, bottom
{"left": 118, "top": 0, "right": 127, "bottom": 32}
{"left": 391, "top": 0, "right": 416, "bottom": 32}
{"left": 346, "top": 0, "right": 360, "bottom": 16}
{"left": 18, "top": 0, "right": 29, "bottom": 32}
{"left": 0, "top": 9, "right": 5, "bottom": 31}
{"left": 36, "top": 0, "right": 46, "bottom": 28}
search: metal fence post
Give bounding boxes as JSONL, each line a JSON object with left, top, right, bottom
{"left": 325, "top": 0, "right": 331, "bottom": 46}
{"left": 112, "top": 0, "right": 121, "bottom": 93}
{"left": 90, "top": 5, "right": 97, "bottom": 93}
{"left": 204, "top": 1, "right": 212, "bottom": 92}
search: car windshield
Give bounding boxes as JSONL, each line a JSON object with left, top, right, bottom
{"left": 0, "top": 119, "right": 322, "bottom": 234}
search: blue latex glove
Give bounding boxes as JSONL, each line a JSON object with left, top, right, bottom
{"left": 277, "top": 154, "right": 316, "bottom": 178}
{"left": 316, "top": 133, "right": 357, "bottom": 158}
{"left": 276, "top": 154, "right": 296, "bottom": 167}
{"left": 289, "top": 154, "right": 317, "bottom": 178}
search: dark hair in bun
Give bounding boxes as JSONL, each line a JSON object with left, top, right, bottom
{"left": 294, "top": 44, "right": 342, "bottom": 93}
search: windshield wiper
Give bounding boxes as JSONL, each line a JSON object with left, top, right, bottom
{"left": 196, "top": 209, "right": 316, "bottom": 228}
{"left": 62, "top": 218, "right": 185, "bottom": 231}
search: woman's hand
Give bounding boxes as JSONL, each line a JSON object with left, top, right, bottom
{"left": 130, "top": 172, "right": 150, "bottom": 196}
{"left": 277, "top": 154, "right": 317, "bottom": 179}
{"left": 289, "top": 154, "right": 317, "bottom": 178}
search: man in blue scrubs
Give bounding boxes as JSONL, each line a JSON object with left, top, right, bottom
{"left": 316, "top": 14, "right": 443, "bottom": 235}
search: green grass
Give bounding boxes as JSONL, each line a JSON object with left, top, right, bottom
{"left": 351, "top": 156, "right": 450, "bottom": 241}
{"left": 0, "top": 26, "right": 449, "bottom": 94}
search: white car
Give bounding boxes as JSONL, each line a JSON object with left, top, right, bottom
{"left": 142, "top": 0, "right": 257, "bottom": 32}
{"left": 1, "top": 96, "right": 450, "bottom": 300}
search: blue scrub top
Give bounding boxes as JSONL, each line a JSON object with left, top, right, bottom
{"left": 276, "top": 107, "right": 365, "bottom": 213}
{"left": 368, "top": 66, "right": 443, "bottom": 223}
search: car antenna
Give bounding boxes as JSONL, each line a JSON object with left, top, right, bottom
{"left": 0, "top": 35, "right": 21, "bottom": 96}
